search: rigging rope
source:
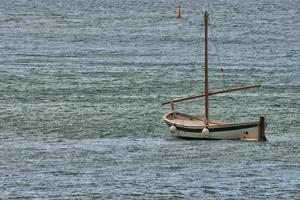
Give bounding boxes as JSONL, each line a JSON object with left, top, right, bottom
{"left": 206, "top": 0, "right": 228, "bottom": 88}
{"left": 206, "top": 1, "right": 237, "bottom": 121}
{"left": 184, "top": 12, "right": 204, "bottom": 115}
{"left": 209, "top": 21, "right": 228, "bottom": 89}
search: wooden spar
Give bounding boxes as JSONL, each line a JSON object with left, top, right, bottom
{"left": 204, "top": 11, "right": 209, "bottom": 125}
{"left": 161, "top": 84, "right": 261, "bottom": 105}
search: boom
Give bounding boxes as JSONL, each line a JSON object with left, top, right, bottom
{"left": 161, "top": 84, "right": 261, "bottom": 105}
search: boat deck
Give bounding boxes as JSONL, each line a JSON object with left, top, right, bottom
{"left": 166, "top": 112, "right": 225, "bottom": 127}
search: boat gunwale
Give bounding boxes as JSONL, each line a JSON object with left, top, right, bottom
{"left": 163, "top": 111, "right": 259, "bottom": 131}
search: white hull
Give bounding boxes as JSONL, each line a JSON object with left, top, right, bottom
{"left": 163, "top": 112, "right": 265, "bottom": 141}
{"left": 169, "top": 125, "right": 259, "bottom": 140}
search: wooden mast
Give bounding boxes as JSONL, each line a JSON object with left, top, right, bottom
{"left": 204, "top": 11, "right": 209, "bottom": 125}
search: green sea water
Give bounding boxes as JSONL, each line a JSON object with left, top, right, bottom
{"left": 0, "top": 0, "right": 299, "bottom": 199}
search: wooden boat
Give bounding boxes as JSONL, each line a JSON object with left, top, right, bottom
{"left": 161, "top": 11, "right": 266, "bottom": 141}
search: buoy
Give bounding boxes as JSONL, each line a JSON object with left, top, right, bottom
{"left": 176, "top": 6, "right": 182, "bottom": 18}
{"left": 202, "top": 127, "right": 209, "bottom": 135}
{"left": 170, "top": 125, "right": 177, "bottom": 133}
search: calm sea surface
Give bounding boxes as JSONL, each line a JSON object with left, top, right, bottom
{"left": 0, "top": 0, "right": 299, "bottom": 199}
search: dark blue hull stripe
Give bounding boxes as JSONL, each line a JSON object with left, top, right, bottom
{"left": 167, "top": 123, "right": 258, "bottom": 133}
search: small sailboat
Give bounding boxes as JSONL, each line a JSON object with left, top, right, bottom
{"left": 161, "top": 11, "right": 266, "bottom": 141}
